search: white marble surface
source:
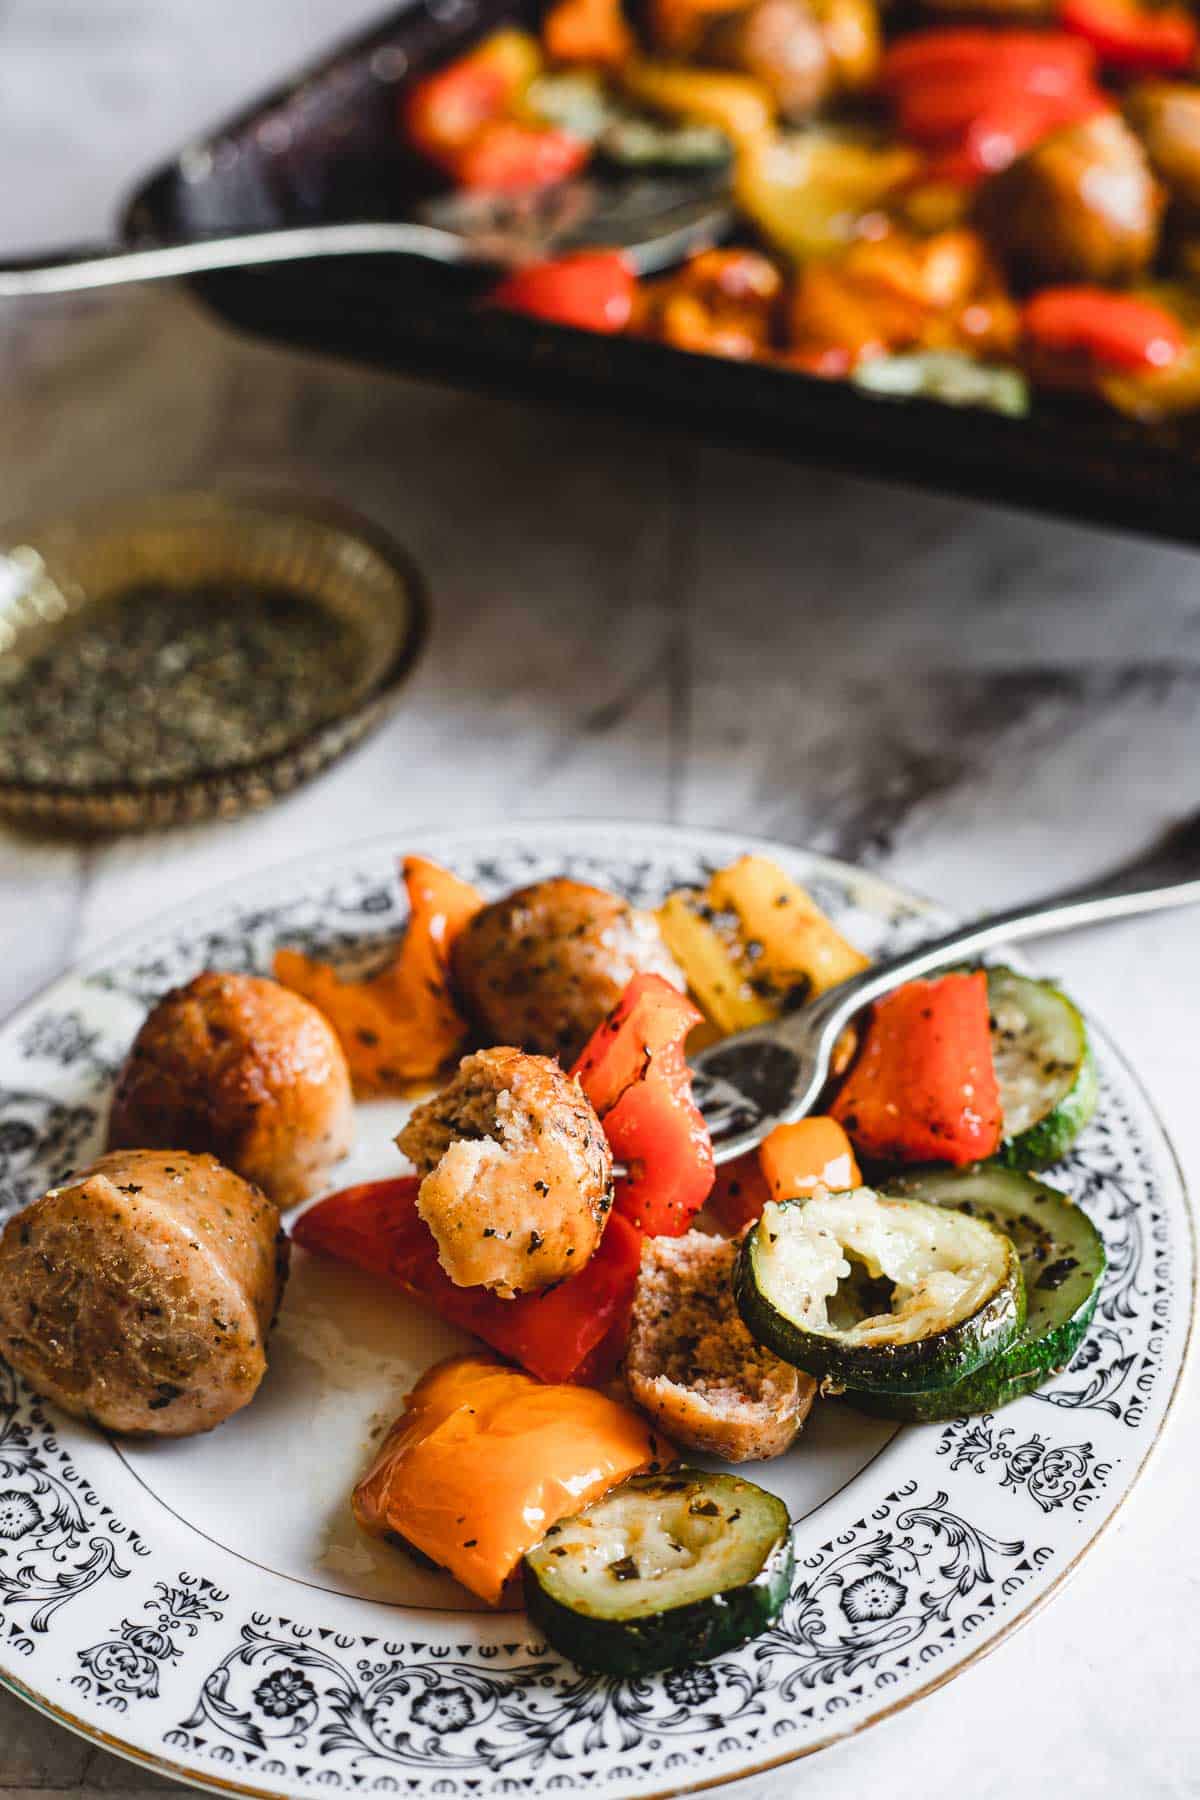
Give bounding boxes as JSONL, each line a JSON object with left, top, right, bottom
{"left": 0, "top": 3, "right": 1198, "bottom": 1796}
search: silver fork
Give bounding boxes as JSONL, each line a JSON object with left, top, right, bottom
{"left": 0, "top": 176, "right": 731, "bottom": 299}
{"left": 691, "top": 811, "right": 1200, "bottom": 1166}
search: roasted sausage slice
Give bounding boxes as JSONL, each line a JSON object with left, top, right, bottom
{"left": 976, "top": 112, "right": 1163, "bottom": 286}
{"left": 108, "top": 971, "right": 354, "bottom": 1208}
{"left": 451, "top": 878, "right": 683, "bottom": 1064}
{"left": 625, "top": 1230, "right": 815, "bottom": 1462}
{"left": 398, "top": 1046, "right": 613, "bottom": 1298}
{"left": 704, "top": 0, "right": 879, "bottom": 117}
{"left": 0, "top": 1149, "right": 288, "bottom": 1436}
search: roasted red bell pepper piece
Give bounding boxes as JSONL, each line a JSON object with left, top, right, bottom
{"left": 881, "top": 27, "right": 1096, "bottom": 88}
{"left": 882, "top": 29, "right": 1108, "bottom": 181}
{"left": 489, "top": 250, "right": 637, "bottom": 333}
{"left": 1059, "top": 0, "right": 1197, "bottom": 72}
{"left": 1023, "top": 286, "right": 1186, "bottom": 370}
{"left": 892, "top": 62, "right": 1092, "bottom": 146}
{"left": 572, "top": 969, "right": 703, "bottom": 1112}
{"left": 293, "top": 1176, "right": 643, "bottom": 1385}
{"left": 402, "top": 30, "right": 540, "bottom": 171}
{"left": 707, "top": 1151, "right": 774, "bottom": 1234}
{"left": 831, "top": 970, "right": 1003, "bottom": 1166}
{"left": 572, "top": 972, "right": 714, "bottom": 1235}
{"left": 405, "top": 62, "right": 510, "bottom": 170}
{"left": 455, "top": 120, "right": 589, "bottom": 191}
{"left": 945, "top": 89, "right": 1110, "bottom": 179}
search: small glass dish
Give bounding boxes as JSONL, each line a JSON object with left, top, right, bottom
{"left": 0, "top": 489, "right": 427, "bottom": 832}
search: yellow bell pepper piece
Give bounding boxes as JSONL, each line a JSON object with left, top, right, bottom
{"left": 620, "top": 59, "right": 775, "bottom": 149}
{"left": 657, "top": 891, "right": 778, "bottom": 1035}
{"left": 735, "top": 130, "right": 919, "bottom": 264}
{"left": 659, "top": 854, "right": 868, "bottom": 1034}
{"left": 475, "top": 27, "right": 545, "bottom": 95}
{"left": 709, "top": 854, "right": 869, "bottom": 998}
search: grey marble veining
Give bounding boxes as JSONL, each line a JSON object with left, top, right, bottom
{"left": 0, "top": 3, "right": 1198, "bottom": 1797}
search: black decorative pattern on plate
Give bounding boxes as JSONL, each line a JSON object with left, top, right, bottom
{"left": 164, "top": 1486, "right": 1047, "bottom": 1789}
{"left": 0, "top": 1363, "right": 150, "bottom": 1653}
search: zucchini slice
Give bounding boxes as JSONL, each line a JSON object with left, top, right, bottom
{"left": 848, "top": 1165, "right": 1106, "bottom": 1422}
{"left": 734, "top": 1188, "right": 1023, "bottom": 1395}
{"left": 598, "top": 115, "right": 733, "bottom": 170}
{"left": 525, "top": 70, "right": 733, "bottom": 170}
{"left": 523, "top": 1469, "right": 791, "bottom": 1676}
{"left": 988, "top": 966, "right": 1098, "bottom": 1170}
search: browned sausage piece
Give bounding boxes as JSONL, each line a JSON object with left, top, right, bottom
{"left": 108, "top": 971, "right": 354, "bottom": 1208}
{"left": 1126, "top": 82, "right": 1200, "bottom": 211}
{"left": 976, "top": 112, "right": 1163, "bottom": 286}
{"left": 451, "top": 878, "right": 683, "bottom": 1064}
{"left": 625, "top": 1230, "right": 814, "bottom": 1462}
{"left": 0, "top": 1150, "right": 288, "bottom": 1436}
{"left": 705, "top": 0, "right": 833, "bottom": 117}
{"left": 704, "top": 0, "right": 878, "bottom": 117}
{"left": 398, "top": 1046, "right": 613, "bottom": 1298}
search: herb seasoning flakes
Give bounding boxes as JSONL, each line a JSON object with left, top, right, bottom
{"left": 0, "top": 582, "right": 370, "bottom": 789}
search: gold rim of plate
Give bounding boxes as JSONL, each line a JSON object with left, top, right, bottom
{"left": 0, "top": 489, "right": 428, "bottom": 832}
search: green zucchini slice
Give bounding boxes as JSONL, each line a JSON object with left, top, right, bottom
{"left": 522, "top": 1469, "right": 792, "bottom": 1676}
{"left": 847, "top": 1165, "right": 1107, "bottom": 1422}
{"left": 596, "top": 115, "right": 733, "bottom": 170}
{"left": 734, "top": 1188, "right": 1024, "bottom": 1396}
{"left": 853, "top": 351, "right": 1030, "bottom": 418}
{"left": 988, "top": 966, "right": 1098, "bottom": 1170}
{"left": 525, "top": 70, "right": 733, "bottom": 169}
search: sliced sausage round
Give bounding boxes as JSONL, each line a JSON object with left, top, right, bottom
{"left": 398, "top": 1045, "right": 613, "bottom": 1298}
{"left": 0, "top": 1149, "right": 289, "bottom": 1436}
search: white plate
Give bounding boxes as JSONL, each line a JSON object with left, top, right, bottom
{"left": 0, "top": 821, "right": 1191, "bottom": 1800}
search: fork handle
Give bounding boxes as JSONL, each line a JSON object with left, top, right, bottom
{"left": 817, "top": 810, "right": 1200, "bottom": 1038}
{"left": 0, "top": 223, "right": 476, "bottom": 298}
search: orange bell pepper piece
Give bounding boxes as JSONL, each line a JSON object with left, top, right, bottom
{"left": 706, "top": 1118, "right": 861, "bottom": 1232}
{"left": 274, "top": 855, "right": 483, "bottom": 1092}
{"left": 544, "top": 0, "right": 635, "bottom": 67}
{"left": 759, "top": 1116, "right": 862, "bottom": 1201}
{"left": 352, "top": 1355, "right": 668, "bottom": 1604}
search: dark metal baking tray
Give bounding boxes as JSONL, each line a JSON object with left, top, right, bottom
{"left": 121, "top": 0, "right": 1200, "bottom": 548}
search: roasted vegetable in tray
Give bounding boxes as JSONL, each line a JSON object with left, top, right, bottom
{"left": 395, "top": 2, "right": 1200, "bottom": 420}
